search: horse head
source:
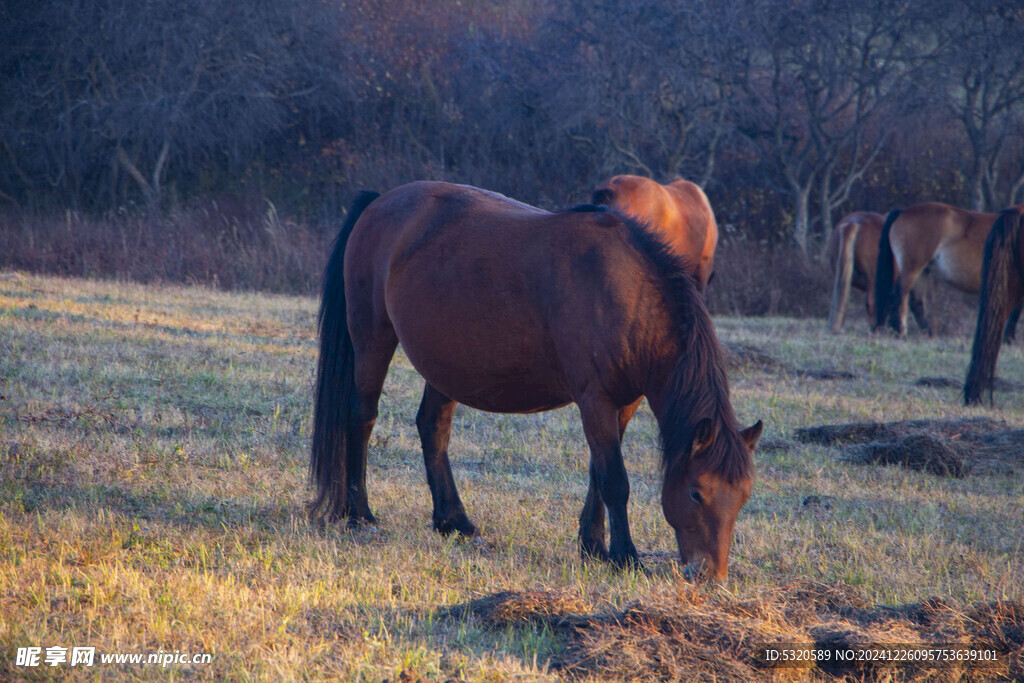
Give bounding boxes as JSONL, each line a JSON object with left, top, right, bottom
{"left": 661, "top": 418, "right": 761, "bottom": 582}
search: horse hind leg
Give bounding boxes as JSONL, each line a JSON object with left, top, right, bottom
{"left": 579, "top": 399, "right": 640, "bottom": 561}
{"left": 909, "top": 288, "right": 930, "bottom": 334}
{"left": 891, "top": 269, "right": 924, "bottom": 337}
{"left": 343, "top": 335, "right": 398, "bottom": 525}
{"left": 828, "top": 225, "right": 857, "bottom": 333}
{"left": 416, "top": 383, "right": 478, "bottom": 537}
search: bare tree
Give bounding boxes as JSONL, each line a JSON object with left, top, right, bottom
{"left": 4, "top": 0, "right": 1023, "bottom": 232}
{"left": 725, "top": 0, "right": 929, "bottom": 253}
{"left": 931, "top": 1, "right": 1024, "bottom": 210}
{"left": 536, "top": 0, "right": 733, "bottom": 187}
{"left": 0, "top": 0, "right": 350, "bottom": 209}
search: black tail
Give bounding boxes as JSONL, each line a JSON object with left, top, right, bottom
{"left": 310, "top": 191, "right": 380, "bottom": 519}
{"left": 873, "top": 209, "right": 901, "bottom": 331}
{"left": 1003, "top": 303, "right": 1022, "bottom": 345}
{"left": 964, "top": 207, "right": 1024, "bottom": 406}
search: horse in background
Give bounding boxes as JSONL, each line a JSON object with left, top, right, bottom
{"left": 311, "top": 181, "right": 762, "bottom": 580}
{"left": 874, "top": 202, "right": 1022, "bottom": 339}
{"left": 827, "top": 211, "right": 928, "bottom": 333}
{"left": 964, "top": 206, "right": 1024, "bottom": 405}
{"left": 592, "top": 175, "right": 719, "bottom": 290}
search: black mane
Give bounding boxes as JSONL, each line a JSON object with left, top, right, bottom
{"left": 617, "top": 212, "right": 753, "bottom": 483}
{"left": 565, "top": 203, "right": 607, "bottom": 213}
{"left": 591, "top": 188, "right": 614, "bottom": 206}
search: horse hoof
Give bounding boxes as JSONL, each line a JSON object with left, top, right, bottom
{"left": 434, "top": 515, "right": 479, "bottom": 538}
{"left": 617, "top": 558, "right": 648, "bottom": 574}
{"left": 609, "top": 549, "right": 644, "bottom": 572}
{"left": 342, "top": 507, "right": 378, "bottom": 527}
{"left": 579, "top": 541, "right": 610, "bottom": 562}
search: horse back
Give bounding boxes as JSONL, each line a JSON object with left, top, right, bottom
{"left": 894, "top": 202, "right": 993, "bottom": 244}
{"left": 349, "top": 181, "right": 674, "bottom": 413}
{"left": 666, "top": 178, "right": 719, "bottom": 257}
{"left": 833, "top": 211, "right": 884, "bottom": 286}
{"left": 593, "top": 175, "right": 717, "bottom": 286}
{"left": 885, "top": 202, "right": 1000, "bottom": 294}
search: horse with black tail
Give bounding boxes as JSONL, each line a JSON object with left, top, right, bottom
{"left": 964, "top": 206, "right": 1024, "bottom": 406}
{"left": 311, "top": 190, "right": 381, "bottom": 523}
{"left": 873, "top": 202, "right": 1022, "bottom": 339}
{"left": 827, "top": 211, "right": 928, "bottom": 333}
{"left": 311, "top": 181, "right": 762, "bottom": 581}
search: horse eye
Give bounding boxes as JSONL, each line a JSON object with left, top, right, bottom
{"left": 690, "top": 489, "right": 704, "bottom": 505}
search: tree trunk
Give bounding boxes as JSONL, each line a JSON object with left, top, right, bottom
{"left": 970, "top": 171, "right": 987, "bottom": 212}
{"left": 967, "top": 131, "right": 989, "bottom": 211}
{"left": 792, "top": 183, "right": 812, "bottom": 254}
{"left": 818, "top": 171, "right": 834, "bottom": 255}
{"left": 1009, "top": 167, "right": 1024, "bottom": 206}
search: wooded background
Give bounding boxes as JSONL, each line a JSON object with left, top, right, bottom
{"left": 2, "top": 0, "right": 1023, "bottom": 276}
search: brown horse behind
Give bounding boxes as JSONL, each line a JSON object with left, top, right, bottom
{"left": 874, "top": 202, "right": 1022, "bottom": 338}
{"left": 592, "top": 175, "right": 719, "bottom": 289}
{"left": 964, "top": 206, "right": 1024, "bottom": 405}
{"left": 311, "top": 181, "right": 761, "bottom": 580}
{"left": 827, "top": 211, "right": 927, "bottom": 333}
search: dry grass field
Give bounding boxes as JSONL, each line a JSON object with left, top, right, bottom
{"left": 1, "top": 272, "right": 1022, "bottom": 681}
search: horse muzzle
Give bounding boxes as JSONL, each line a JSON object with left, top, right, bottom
{"left": 681, "top": 555, "right": 727, "bottom": 584}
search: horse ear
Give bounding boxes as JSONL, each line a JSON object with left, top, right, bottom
{"left": 741, "top": 420, "right": 764, "bottom": 450}
{"left": 692, "top": 418, "right": 717, "bottom": 456}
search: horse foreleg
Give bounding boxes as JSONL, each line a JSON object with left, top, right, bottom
{"left": 578, "top": 467, "right": 608, "bottom": 561}
{"left": 1003, "top": 303, "right": 1022, "bottom": 345}
{"left": 416, "top": 383, "right": 477, "bottom": 537}
{"left": 579, "top": 396, "right": 640, "bottom": 569}
{"left": 578, "top": 399, "right": 641, "bottom": 561}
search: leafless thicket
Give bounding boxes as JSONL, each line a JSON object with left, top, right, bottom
{"left": 2, "top": 0, "right": 1023, "bottom": 255}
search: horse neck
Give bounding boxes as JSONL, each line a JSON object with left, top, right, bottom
{"left": 642, "top": 334, "right": 734, "bottom": 460}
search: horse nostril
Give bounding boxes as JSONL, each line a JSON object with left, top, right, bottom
{"left": 681, "top": 557, "right": 722, "bottom": 583}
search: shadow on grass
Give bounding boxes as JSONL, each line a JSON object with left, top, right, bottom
{"left": 6, "top": 475, "right": 295, "bottom": 532}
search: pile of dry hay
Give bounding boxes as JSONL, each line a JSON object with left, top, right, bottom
{"left": 442, "top": 582, "right": 1023, "bottom": 681}
{"left": 792, "top": 417, "right": 1024, "bottom": 478}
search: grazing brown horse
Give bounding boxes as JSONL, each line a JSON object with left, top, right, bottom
{"left": 592, "top": 175, "right": 719, "bottom": 289}
{"left": 312, "top": 181, "right": 761, "bottom": 580}
{"left": 827, "top": 211, "right": 928, "bottom": 333}
{"left": 964, "top": 206, "right": 1024, "bottom": 405}
{"left": 874, "top": 202, "right": 1023, "bottom": 338}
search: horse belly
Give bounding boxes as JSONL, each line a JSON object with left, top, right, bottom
{"left": 406, "top": 344, "right": 573, "bottom": 414}
{"left": 934, "top": 243, "right": 982, "bottom": 294}
{"left": 389, "top": 299, "right": 573, "bottom": 414}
